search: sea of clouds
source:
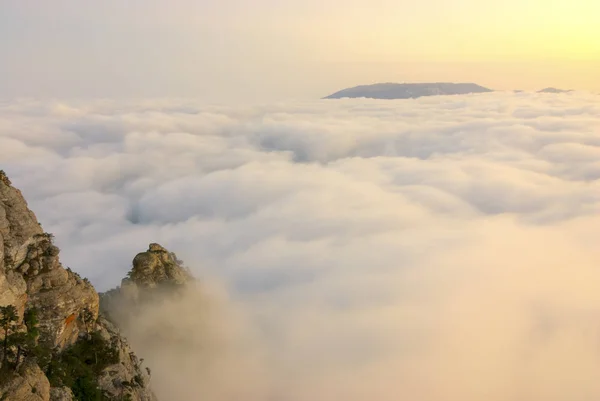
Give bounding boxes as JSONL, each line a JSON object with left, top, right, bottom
{"left": 1, "top": 91, "right": 600, "bottom": 400}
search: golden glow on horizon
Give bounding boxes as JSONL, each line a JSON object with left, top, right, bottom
{"left": 2, "top": 0, "right": 598, "bottom": 98}
{"left": 300, "top": 0, "right": 600, "bottom": 64}
{"left": 289, "top": 0, "right": 600, "bottom": 93}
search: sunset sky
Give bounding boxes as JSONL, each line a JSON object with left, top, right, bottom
{"left": 2, "top": 2, "right": 600, "bottom": 399}
{"left": 1, "top": 0, "right": 598, "bottom": 101}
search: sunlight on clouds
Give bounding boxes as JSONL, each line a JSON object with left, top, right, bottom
{"left": 1, "top": 91, "right": 600, "bottom": 400}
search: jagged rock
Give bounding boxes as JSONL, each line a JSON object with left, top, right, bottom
{"left": 0, "top": 172, "right": 157, "bottom": 401}
{"left": 100, "top": 243, "right": 192, "bottom": 321}
{"left": 0, "top": 270, "right": 27, "bottom": 323}
{"left": 1, "top": 171, "right": 42, "bottom": 320}
{"left": 128, "top": 243, "right": 192, "bottom": 289}
{"left": 148, "top": 243, "right": 164, "bottom": 253}
{"left": 95, "top": 316, "right": 156, "bottom": 401}
{"left": 0, "top": 170, "right": 11, "bottom": 186}
{"left": 100, "top": 245, "right": 201, "bottom": 401}
{"left": 100, "top": 242, "right": 192, "bottom": 324}
{"left": 1, "top": 175, "right": 99, "bottom": 350}
{"left": 49, "top": 387, "right": 73, "bottom": 401}
{"left": 0, "top": 173, "right": 44, "bottom": 270}
{"left": 99, "top": 244, "right": 193, "bottom": 355}
{"left": 27, "top": 267, "right": 99, "bottom": 349}
{"left": 0, "top": 359, "right": 51, "bottom": 401}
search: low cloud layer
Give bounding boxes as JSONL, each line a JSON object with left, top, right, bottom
{"left": 1, "top": 92, "right": 600, "bottom": 400}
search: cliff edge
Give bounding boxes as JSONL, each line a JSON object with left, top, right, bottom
{"left": 0, "top": 170, "right": 156, "bottom": 401}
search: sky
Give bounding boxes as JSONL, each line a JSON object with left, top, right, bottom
{"left": 1, "top": 92, "right": 600, "bottom": 400}
{"left": 1, "top": 0, "right": 599, "bottom": 101}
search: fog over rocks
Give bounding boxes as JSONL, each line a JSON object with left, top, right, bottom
{"left": 1, "top": 91, "right": 600, "bottom": 401}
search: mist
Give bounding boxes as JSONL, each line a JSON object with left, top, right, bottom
{"left": 104, "top": 281, "right": 272, "bottom": 401}
{"left": 1, "top": 92, "right": 600, "bottom": 400}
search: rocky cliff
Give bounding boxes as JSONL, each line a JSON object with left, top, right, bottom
{"left": 0, "top": 170, "right": 156, "bottom": 401}
{"left": 101, "top": 242, "right": 192, "bottom": 310}
{"left": 99, "top": 243, "right": 193, "bottom": 345}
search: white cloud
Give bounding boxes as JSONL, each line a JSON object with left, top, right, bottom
{"left": 1, "top": 92, "right": 600, "bottom": 400}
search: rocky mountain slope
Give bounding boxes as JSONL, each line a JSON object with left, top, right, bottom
{"left": 0, "top": 170, "right": 156, "bottom": 401}
{"left": 324, "top": 82, "right": 493, "bottom": 99}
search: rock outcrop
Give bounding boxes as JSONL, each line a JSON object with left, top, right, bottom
{"left": 99, "top": 244, "right": 206, "bottom": 401}
{"left": 100, "top": 243, "right": 192, "bottom": 319}
{"left": 129, "top": 243, "right": 192, "bottom": 289}
{"left": 1, "top": 170, "right": 97, "bottom": 351}
{"left": 95, "top": 316, "right": 155, "bottom": 401}
{"left": 0, "top": 359, "right": 51, "bottom": 401}
{"left": 23, "top": 235, "right": 99, "bottom": 351}
{"left": 49, "top": 387, "right": 74, "bottom": 401}
{"left": 0, "top": 170, "right": 157, "bottom": 401}
{"left": 1, "top": 169, "right": 42, "bottom": 321}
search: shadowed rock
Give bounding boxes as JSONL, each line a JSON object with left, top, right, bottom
{"left": 0, "top": 359, "right": 51, "bottom": 401}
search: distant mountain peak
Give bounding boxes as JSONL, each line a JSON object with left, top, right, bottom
{"left": 324, "top": 82, "right": 493, "bottom": 100}
{"left": 538, "top": 87, "right": 573, "bottom": 93}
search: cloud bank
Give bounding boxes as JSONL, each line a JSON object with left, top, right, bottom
{"left": 1, "top": 92, "right": 600, "bottom": 400}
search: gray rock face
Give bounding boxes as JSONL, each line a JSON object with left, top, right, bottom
{"left": 1, "top": 170, "right": 43, "bottom": 320}
{"left": 95, "top": 317, "right": 156, "bottom": 401}
{"left": 0, "top": 171, "right": 44, "bottom": 263}
{"left": 1, "top": 170, "right": 98, "bottom": 351}
{"left": 49, "top": 387, "right": 73, "bottom": 401}
{"left": 129, "top": 243, "right": 192, "bottom": 289}
{"left": 0, "top": 359, "right": 51, "bottom": 401}
{"left": 324, "top": 82, "right": 493, "bottom": 99}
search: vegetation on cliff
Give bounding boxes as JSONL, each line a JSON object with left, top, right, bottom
{"left": 1, "top": 170, "right": 156, "bottom": 401}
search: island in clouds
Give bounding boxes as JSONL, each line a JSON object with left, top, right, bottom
{"left": 324, "top": 83, "right": 577, "bottom": 100}
{"left": 324, "top": 82, "right": 493, "bottom": 99}
{"left": 537, "top": 87, "right": 573, "bottom": 93}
